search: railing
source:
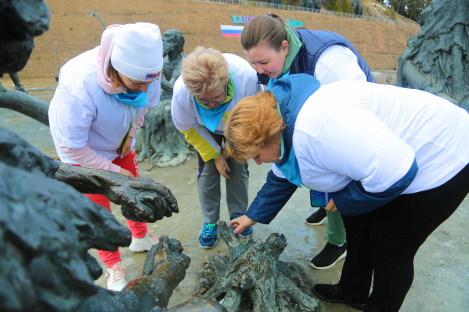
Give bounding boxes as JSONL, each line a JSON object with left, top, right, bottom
{"left": 186, "top": 0, "right": 420, "bottom": 27}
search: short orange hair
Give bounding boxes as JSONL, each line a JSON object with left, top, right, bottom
{"left": 225, "top": 91, "right": 285, "bottom": 161}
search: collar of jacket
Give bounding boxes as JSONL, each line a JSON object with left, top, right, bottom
{"left": 281, "top": 25, "right": 302, "bottom": 76}
{"left": 270, "top": 74, "right": 320, "bottom": 185}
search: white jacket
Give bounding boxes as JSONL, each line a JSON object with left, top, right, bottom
{"left": 49, "top": 47, "right": 161, "bottom": 169}
{"left": 294, "top": 80, "right": 469, "bottom": 194}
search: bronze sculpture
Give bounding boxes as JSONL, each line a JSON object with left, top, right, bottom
{"left": 136, "top": 29, "right": 192, "bottom": 168}
{"left": 197, "top": 222, "right": 319, "bottom": 311}
{"left": 397, "top": 0, "right": 469, "bottom": 110}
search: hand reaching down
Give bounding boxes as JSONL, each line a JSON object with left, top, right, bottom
{"left": 228, "top": 214, "right": 257, "bottom": 235}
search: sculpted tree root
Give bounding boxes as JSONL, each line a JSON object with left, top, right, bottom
{"left": 0, "top": 88, "right": 49, "bottom": 126}
{"left": 152, "top": 298, "right": 228, "bottom": 312}
{"left": 55, "top": 162, "right": 179, "bottom": 223}
{"left": 77, "top": 235, "right": 183, "bottom": 311}
{"left": 78, "top": 236, "right": 227, "bottom": 312}
{"left": 197, "top": 222, "right": 318, "bottom": 312}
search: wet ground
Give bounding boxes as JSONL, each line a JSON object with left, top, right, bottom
{"left": 1, "top": 74, "right": 468, "bottom": 311}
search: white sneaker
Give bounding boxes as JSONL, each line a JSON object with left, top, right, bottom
{"left": 128, "top": 231, "right": 159, "bottom": 252}
{"left": 105, "top": 262, "right": 127, "bottom": 291}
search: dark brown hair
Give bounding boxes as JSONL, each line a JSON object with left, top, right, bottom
{"left": 240, "top": 12, "right": 287, "bottom": 51}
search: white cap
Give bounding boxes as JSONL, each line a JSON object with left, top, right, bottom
{"left": 111, "top": 23, "right": 163, "bottom": 82}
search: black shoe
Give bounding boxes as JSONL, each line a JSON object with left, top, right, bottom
{"left": 310, "top": 242, "right": 347, "bottom": 269}
{"left": 312, "top": 284, "right": 366, "bottom": 310}
{"left": 305, "top": 208, "right": 327, "bottom": 225}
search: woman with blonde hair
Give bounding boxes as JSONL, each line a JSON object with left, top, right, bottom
{"left": 226, "top": 74, "right": 469, "bottom": 311}
{"left": 49, "top": 23, "right": 163, "bottom": 291}
{"left": 171, "top": 47, "right": 263, "bottom": 249}
{"left": 239, "top": 12, "right": 377, "bottom": 270}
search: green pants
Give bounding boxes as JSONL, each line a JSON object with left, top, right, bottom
{"left": 325, "top": 208, "right": 346, "bottom": 246}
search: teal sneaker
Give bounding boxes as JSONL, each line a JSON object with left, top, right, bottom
{"left": 199, "top": 222, "right": 218, "bottom": 249}
{"left": 230, "top": 214, "right": 253, "bottom": 237}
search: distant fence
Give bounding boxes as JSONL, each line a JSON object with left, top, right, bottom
{"left": 187, "top": 0, "right": 420, "bottom": 27}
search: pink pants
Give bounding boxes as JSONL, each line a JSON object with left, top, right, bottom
{"left": 84, "top": 149, "right": 148, "bottom": 268}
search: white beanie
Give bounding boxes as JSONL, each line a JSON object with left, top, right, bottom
{"left": 111, "top": 23, "right": 163, "bottom": 82}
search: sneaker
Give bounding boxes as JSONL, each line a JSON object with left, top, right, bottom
{"left": 305, "top": 208, "right": 327, "bottom": 225}
{"left": 310, "top": 242, "right": 347, "bottom": 269}
{"left": 105, "top": 262, "right": 127, "bottom": 291}
{"left": 199, "top": 222, "right": 218, "bottom": 249}
{"left": 311, "top": 284, "right": 366, "bottom": 310}
{"left": 230, "top": 214, "right": 253, "bottom": 237}
{"left": 129, "top": 231, "right": 159, "bottom": 252}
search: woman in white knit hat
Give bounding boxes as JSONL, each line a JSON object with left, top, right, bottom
{"left": 49, "top": 22, "right": 163, "bottom": 291}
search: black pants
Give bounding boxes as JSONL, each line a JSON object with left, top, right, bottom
{"left": 339, "top": 163, "right": 469, "bottom": 312}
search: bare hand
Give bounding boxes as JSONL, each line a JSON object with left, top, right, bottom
{"left": 214, "top": 149, "right": 230, "bottom": 179}
{"left": 325, "top": 198, "right": 338, "bottom": 212}
{"left": 119, "top": 168, "right": 134, "bottom": 177}
{"left": 228, "top": 215, "right": 257, "bottom": 235}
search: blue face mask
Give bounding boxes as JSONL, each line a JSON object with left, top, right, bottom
{"left": 113, "top": 84, "right": 150, "bottom": 107}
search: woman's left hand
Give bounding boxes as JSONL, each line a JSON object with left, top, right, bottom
{"left": 214, "top": 148, "right": 230, "bottom": 179}
{"left": 119, "top": 136, "right": 133, "bottom": 157}
{"left": 325, "top": 198, "right": 338, "bottom": 212}
{"left": 228, "top": 215, "right": 257, "bottom": 235}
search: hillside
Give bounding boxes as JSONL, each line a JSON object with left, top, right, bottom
{"left": 361, "top": 0, "right": 418, "bottom": 24}
{"left": 22, "top": 0, "right": 420, "bottom": 77}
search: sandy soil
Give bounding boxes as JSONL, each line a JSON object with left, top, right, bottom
{"left": 1, "top": 75, "right": 468, "bottom": 311}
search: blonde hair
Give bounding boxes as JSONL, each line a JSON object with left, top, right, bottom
{"left": 107, "top": 63, "right": 124, "bottom": 89}
{"left": 182, "top": 46, "right": 229, "bottom": 98}
{"left": 225, "top": 91, "right": 285, "bottom": 161}
{"left": 240, "top": 12, "right": 287, "bottom": 51}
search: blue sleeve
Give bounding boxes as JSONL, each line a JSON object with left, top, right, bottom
{"left": 245, "top": 170, "right": 298, "bottom": 224}
{"left": 333, "top": 158, "right": 418, "bottom": 216}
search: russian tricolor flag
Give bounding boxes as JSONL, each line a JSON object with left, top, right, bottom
{"left": 221, "top": 25, "right": 244, "bottom": 37}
